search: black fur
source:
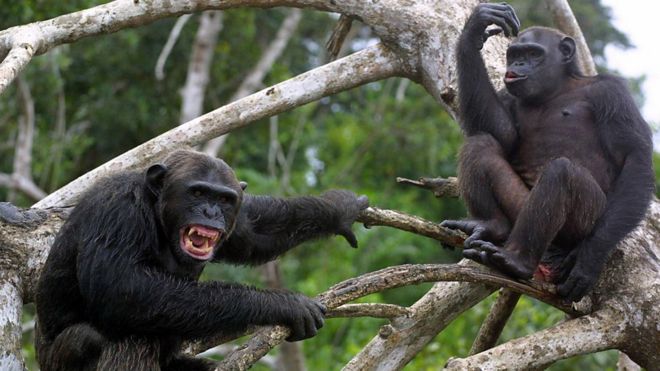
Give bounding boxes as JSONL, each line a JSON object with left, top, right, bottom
{"left": 442, "top": 3, "right": 654, "bottom": 301}
{"left": 35, "top": 149, "right": 368, "bottom": 370}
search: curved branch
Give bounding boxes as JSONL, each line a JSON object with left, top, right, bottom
{"left": 155, "top": 14, "right": 193, "bottom": 81}
{"left": 446, "top": 308, "right": 626, "bottom": 370}
{"left": 34, "top": 44, "right": 401, "bottom": 208}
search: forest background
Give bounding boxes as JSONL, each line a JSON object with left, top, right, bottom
{"left": 1, "top": 0, "right": 657, "bottom": 369}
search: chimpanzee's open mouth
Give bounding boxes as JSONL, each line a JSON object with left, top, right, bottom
{"left": 179, "top": 225, "right": 222, "bottom": 260}
{"left": 504, "top": 71, "right": 527, "bottom": 83}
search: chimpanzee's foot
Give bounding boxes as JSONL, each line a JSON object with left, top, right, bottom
{"left": 463, "top": 240, "right": 535, "bottom": 279}
{"left": 440, "top": 219, "right": 510, "bottom": 247}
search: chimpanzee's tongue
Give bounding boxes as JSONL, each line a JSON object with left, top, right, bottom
{"left": 189, "top": 233, "right": 208, "bottom": 247}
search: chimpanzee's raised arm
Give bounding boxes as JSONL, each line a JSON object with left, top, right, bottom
{"left": 456, "top": 3, "right": 520, "bottom": 152}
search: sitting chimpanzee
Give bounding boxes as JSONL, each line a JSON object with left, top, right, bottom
{"left": 442, "top": 3, "right": 654, "bottom": 301}
{"left": 35, "top": 149, "right": 368, "bottom": 370}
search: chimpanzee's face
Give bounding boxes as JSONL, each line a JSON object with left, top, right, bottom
{"left": 146, "top": 151, "right": 244, "bottom": 265}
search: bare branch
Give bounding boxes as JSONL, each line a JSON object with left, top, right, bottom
{"left": 446, "top": 308, "right": 626, "bottom": 370}
{"left": 34, "top": 44, "right": 401, "bottom": 208}
{"left": 0, "top": 76, "right": 46, "bottom": 201}
{"left": 326, "top": 15, "right": 354, "bottom": 61}
{"left": 180, "top": 11, "right": 224, "bottom": 124}
{"left": 326, "top": 303, "right": 412, "bottom": 319}
{"left": 544, "top": 0, "right": 596, "bottom": 76}
{"left": 469, "top": 289, "right": 521, "bottom": 355}
{"left": 396, "top": 176, "right": 459, "bottom": 198}
{"left": 14, "top": 76, "right": 36, "bottom": 181}
{"left": 203, "top": 9, "right": 302, "bottom": 156}
{"left": 155, "top": 14, "right": 193, "bottom": 81}
{"left": 357, "top": 206, "right": 467, "bottom": 248}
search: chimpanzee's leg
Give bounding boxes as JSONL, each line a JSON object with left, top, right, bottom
{"left": 36, "top": 323, "right": 106, "bottom": 371}
{"left": 465, "top": 157, "right": 606, "bottom": 279}
{"left": 96, "top": 336, "right": 161, "bottom": 371}
{"left": 442, "top": 134, "right": 530, "bottom": 245}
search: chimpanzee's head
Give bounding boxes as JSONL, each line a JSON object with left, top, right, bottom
{"left": 504, "top": 27, "right": 581, "bottom": 103}
{"left": 145, "top": 150, "right": 247, "bottom": 265}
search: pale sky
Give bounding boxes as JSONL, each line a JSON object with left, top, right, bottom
{"left": 602, "top": 0, "right": 660, "bottom": 125}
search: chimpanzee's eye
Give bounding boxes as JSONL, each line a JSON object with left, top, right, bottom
{"left": 193, "top": 190, "right": 202, "bottom": 197}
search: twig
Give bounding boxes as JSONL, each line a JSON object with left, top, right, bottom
{"left": 155, "top": 14, "right": 193, "bottom": 80}
{"left": 396, "top": 176, "right": 459, "bottom": 198}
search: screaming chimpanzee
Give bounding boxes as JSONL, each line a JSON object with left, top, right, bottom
{"left": 35, "top": 149, "right": 368, "bottom": 370}
{"left": 442, "top": 3, "right": 654, "bottom": 301}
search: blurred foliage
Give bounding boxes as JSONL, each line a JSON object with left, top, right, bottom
{"left": 0, "top": 1, "right": 642, "bottom": 370}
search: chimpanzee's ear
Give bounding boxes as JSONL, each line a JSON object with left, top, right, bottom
{"left": 239, "top": 181, "right": 248, "bottom": 191}
{"left": 146, "top": 164, "right": 167, "bottom": 197}
{"left": 559, "top": 36, "right": 576, "bottom": 63}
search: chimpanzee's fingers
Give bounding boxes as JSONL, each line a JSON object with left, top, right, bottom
{"left": 338, "top": 227, "right": 358, "bottom": 248}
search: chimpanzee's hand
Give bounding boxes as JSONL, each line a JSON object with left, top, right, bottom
{"left": 277, "top": 293, "right": 326, "bottom": 342}
{"left": 463, "top": 2, "right": 520, "bottom": 50}
{"left": 556, "top": 244, "right": 604, "bottom": 302}
{"left": 321, "top": 190, "right": 369, "bottom": 248}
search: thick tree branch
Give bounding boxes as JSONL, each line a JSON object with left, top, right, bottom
{"left": 0, "top": 45, "right": 35, "bottom": 95}
{"left": 34, "top": 44, "right": 401, "bottom": 208}
{"left": 446, "top": 307, "right": 626, "bottom": 370}
{"left": 326, "top": 303, "right": 412, "bottom": 319}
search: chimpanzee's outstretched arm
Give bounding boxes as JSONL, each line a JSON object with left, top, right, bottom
{"left": 457, "top": 3, "right": 520, "bottom": 152}
{"left": 216, "top": 190, "right": 368, "bottom": 265}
